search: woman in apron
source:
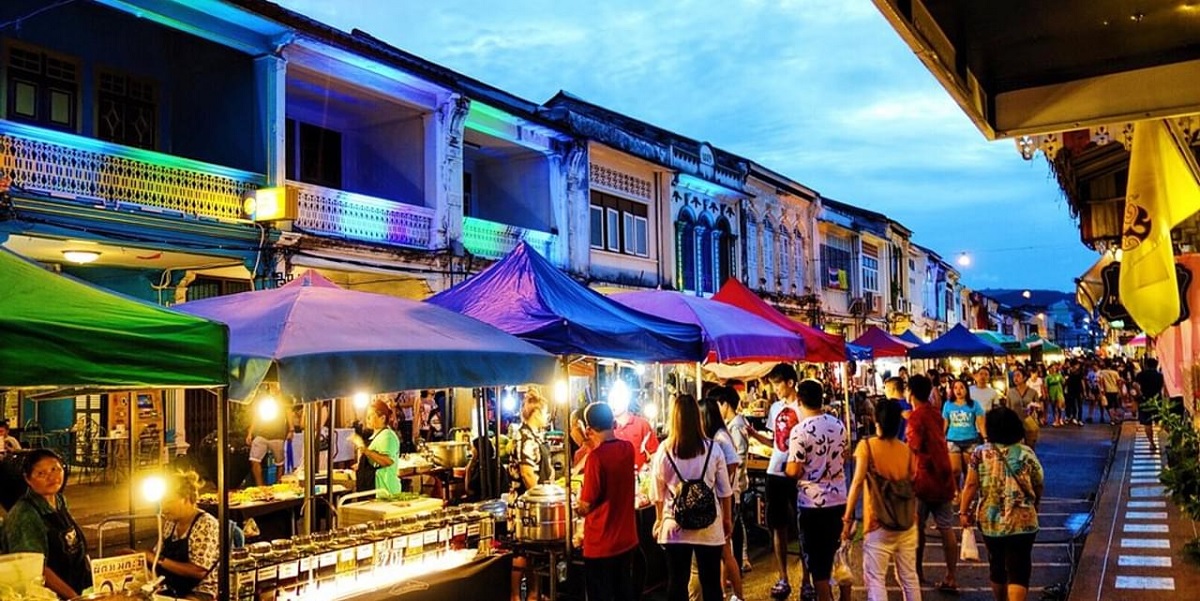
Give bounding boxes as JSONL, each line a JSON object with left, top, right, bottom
{"left": 352, "top": 399, "right": 402, "bottom": 498}
{"left": 2, "top": 449, "right": 91, "bottom": 599}
{"left": 146, "top": 470, "right": 220, "bottom": 600}
{"left": 507, "top": 392, "right": 552, "bottom": 601}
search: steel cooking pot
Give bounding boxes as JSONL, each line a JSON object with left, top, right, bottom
{"left": 513, "top": 484, "right": 568, "bottom": 542}
{"left": 426, "top": 441, "right": 471, "bottom": 468}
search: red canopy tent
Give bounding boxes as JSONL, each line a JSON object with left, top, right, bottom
{"left": 712, "top": 279, "right": 848, "bottom": 363}
{"left": 851, "top": 325, "right": 916, "bottom": 359}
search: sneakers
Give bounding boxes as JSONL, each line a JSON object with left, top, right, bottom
{"left": 800, "top": 583, "right": 818, "bottom": 601}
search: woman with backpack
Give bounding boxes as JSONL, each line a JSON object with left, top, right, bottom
{"left": 651, "top": 394, "right": 733, "bottom": 601}
{"left": 959, "top": 407, "right": 1044, "bottom": 601}
{"left": 842, "top": 399, "right": 921, "bottom": 601}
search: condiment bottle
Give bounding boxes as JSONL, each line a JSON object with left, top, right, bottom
{"left": 450, "top": 508, "right": 469, "bottom": 551}
{"left": 247, "top": 542, "right": 277, "bottom": 601}
{"left": 292, "top": 535, "right": 315, "bottom": 597}
{"left": 401, "top": 516, "right": 423, "bottom": 566}
{"left": 230, "top": 548, "right": 257, "bottom": 601}
{"left": 335, "top": 528, "right": 359, "bottom": 585}
{"left": 418, "top": 512, "right": 439, "bottom": 563}
{"left": 351, "top": 523, "right": 374, "bottom": 577}
{"left": 313, "top": 531, "right": 339, "bottom": 590}
{"left": 271, "top": 539, "right": 299, "bottom": 599}
{"left": 381, "top": 518, "right": 403, "bottom": 568}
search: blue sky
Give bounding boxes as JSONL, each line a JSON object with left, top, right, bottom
{"left": 277, "top": 0, "right": 1097, "bottom": 292}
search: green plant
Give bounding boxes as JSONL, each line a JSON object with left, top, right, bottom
{"left": 1146, "top": 396, "right": 1200, "bottom": 523}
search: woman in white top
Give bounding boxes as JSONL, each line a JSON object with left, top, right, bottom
{"left": 652, "top": 394, "right": 733, "bottom": 601}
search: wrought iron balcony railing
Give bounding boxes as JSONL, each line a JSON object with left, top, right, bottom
{"left": 462, "top": 216, "right": 554, "bottom": 260}
{"left": 289, "top": 180, "right": 435, "bottom": 250}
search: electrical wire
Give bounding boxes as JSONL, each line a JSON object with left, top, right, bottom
{"left": 0, "top": 0, "right": 77, "bottom": 32}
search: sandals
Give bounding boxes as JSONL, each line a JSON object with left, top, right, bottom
{"left": 936, "top": 580, "right": 960, "bottom": 594}
{"left": 770, "top": 579, "right": 792, "bottom": 599}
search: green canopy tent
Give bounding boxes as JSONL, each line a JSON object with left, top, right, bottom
{"left": 972, "top": 330, "right": 1029, "bottom": 354}
{"left": 0, "top": 247, "right": 228, "bottom": 389}
{"left": 1022, "top": 334, "right": 1064, "bottom": 355}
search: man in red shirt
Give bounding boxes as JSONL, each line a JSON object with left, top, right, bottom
{"left": 906, "top": 374, "right": 960, "bottom": 593}
{"left": 613, "top": 398, "right": 659, "bottom": 469}
{"left": 576, "top": 402, "right": 639, "bottom": 601}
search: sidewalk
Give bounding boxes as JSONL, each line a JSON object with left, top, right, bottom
{"left": 1069, "top": 423, "right": 1200, "bottom": 600}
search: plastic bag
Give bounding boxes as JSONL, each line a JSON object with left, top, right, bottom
{"left": 832, "top": 544, "right": 854, "bottom": 585}
{"left": 960, "top": 527, "right": 981, "bottom": 561}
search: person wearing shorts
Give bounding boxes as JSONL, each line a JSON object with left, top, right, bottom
{"left": 943, "top": 378, "right": 985, "bottom": 495}
{"left": 1098, "top": 361, "right": 1122, "bottom": 424}
{"left": 786, "top": 379, "right": 848, "bottom": 601}
{"left": 751, "top": 363, "right": 806, "bottom": 599}
{"left": 246, "top": 397, "right": 292, "bottom": 487}
{"left": 1134, "top": 359, "right": 1165, "bottom": 453}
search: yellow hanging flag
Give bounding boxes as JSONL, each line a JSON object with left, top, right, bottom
{"left": 1119, "top": 119, "right": 1200, "bottom": 335}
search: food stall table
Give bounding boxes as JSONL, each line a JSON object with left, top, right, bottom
{"left": 200, "top": 485, "right": 348, "bottom": 541}
{"left": 325, "top": 553, "right": 512, "bottom": 601}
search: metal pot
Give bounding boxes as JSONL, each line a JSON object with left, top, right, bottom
{"left": 513, "top": 484, "right": 568, "bottom": 542}
{"left": 426, "top": 441, "right": 471, "bottom": 468}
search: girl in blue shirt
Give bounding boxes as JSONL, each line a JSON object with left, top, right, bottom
{"left": 943, "top": 379, "right": 987, "bottom": 494}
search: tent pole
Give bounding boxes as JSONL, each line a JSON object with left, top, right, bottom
{"left": 326, "top": 399, "right": 335, "bottom": 527}
{"left": 695, "top": 362, "right": 702, "bottom": 399}
{"left": 495, "top": 386, "right": 503, "bottom": 500}
{"left": 216, "top": 387, "right": 230, "bottom": 601}
{"left": 842, "top": 363, "right": 852, "bottom": 441}
{"left": 562, "top": 355, "right": 573, "bottom": 557}
{"left": 302, "top": 402, "right": 317, "bottom": 535}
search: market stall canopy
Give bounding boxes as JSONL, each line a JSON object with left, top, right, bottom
{"left": 611, "top": 290, "right": 806, "bottom": 363}
{"left": 973, "top": 330, "right": 1030, "bottom": 354}
{"left": 871, "top": 0, "right": 1200, "bottom": 139}
{"left": 427, "top": 243, "right": 703, "bottom": 362}
{"left": 1023, "top": 334, "right": 1064, "bottom": 354}
{"left": 712, "top": 278, "right": 848, "bottom": 363}
{"left": 1128, "top": 332, "right": 1148, "bottom": 347}
{"left": 909, "top": 324, "right": 1007, "bottom": 359}
{"left": 850, "top": 326, "right": 916, "bottom": 359}
{"left": 846, "top": 343, "right": 874, "bottom": 362}
{"left": 897, "top": 330, "right": 926, "bottom": 346}
{"left": 0, "top": 247, "right": 228, "bottom": 389}
{"left": 176, "top": 270, "right": 557, "bottom": 401}
{"left": 1076, "top": 253, "right": 1116, "bottom": 313}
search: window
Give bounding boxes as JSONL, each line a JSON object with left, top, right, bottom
{"left": 286, "top": 119, "right": 343, "bottom": 188}
{"left": 462, "top": 171, "right": 474, "bottom": 217}
{"left": 820, "top": 236, "right": 852, "bottom": 290}
{"left": 589, "top": 190, "right": 648, "bottom": 256}
{"left": 97, "top": 69, "right": 157, "bottom": 149}
{"left": 715, "top": 218, "right": 734, "bottom": 291}
{"left": 762, "top": 221, "right": 775, "bottom": 290}
{"left": 780, "top": 233, "right": 792, "bottom": 291}
{"left": 676, "top": 212, "right": 696, "bottom": 291}
{"left": 5, "top": 44, "right": 79, "bottom": 131}
{"left": 862, "top": 242, "right": 880, "bottom": 293}
{"left": 186, "top": 276, "right": 253, "bottom": 301}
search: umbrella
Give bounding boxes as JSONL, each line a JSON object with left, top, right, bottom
{"left": 176, "top": 270, "right": 557, "bottom": 401}
{"left": 850, "top": 326, "right": 915, "bottom": 359}
{"left": 712, "top": 278, "right": 848, "bottom": 362}
{"left": 909, "top": 324, "right": 1007, "bottom": 359}
{"left": 611, "top": 290, "right": 806, "bottom": 363}
{"left": 428, "top": 242, "right": 703, "bottom": 362}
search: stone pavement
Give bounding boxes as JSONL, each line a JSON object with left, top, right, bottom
{"left": 658, "top": 422, "right": 1117, "bottom": 601}
{"left": 1068, "top": 423, "right": 1200, "bottom": 601}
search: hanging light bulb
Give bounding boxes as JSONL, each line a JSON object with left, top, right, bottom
{"left": 141, "top": 474, "right": 166, "bottom": 504}
{"left": 553, "top": 380, "right": 569, "bottom": 405}
{"left": 502, "top": 391, "right": 518, "bottom": 413}
{"left": 257, "top": 396, "right": 279, "bottom": 421}
{"left": 607, "top": 380, "right": 631, "bottom": 415}
{"left": 643, "top": 401, "right": 659, "bottom": 422}
{"left": 353, "top": 392, "right": 371, "bottom": 411}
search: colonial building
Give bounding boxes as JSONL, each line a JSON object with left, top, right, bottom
{"left": 742, "top": 164, "right": 820, "bottom": 319}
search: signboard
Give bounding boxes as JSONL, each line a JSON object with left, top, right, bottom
{"left": 90, "top": 553, "right": 149, "bottom": 594}
{"left": 1098, "top": 262, "right": 1192, "bottom": 328}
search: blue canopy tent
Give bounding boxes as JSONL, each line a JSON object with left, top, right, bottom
{"left": 909, "top": 324, "right": 1007, "bottom": 359}
{"left": 846, "top": 343, "right": 874, "bottom": 361}
{"left": 428, "top": 242, "right": 703, "bottom": 362}
{"left": 897, "top": 329, "right": 926, "bottom": 346}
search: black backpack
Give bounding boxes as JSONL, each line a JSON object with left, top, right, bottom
{"left": 864, "top": 438, "right": 917, "bottom": 531}
{"left": 666, "top": 442, "right": 718, "bottom": 530}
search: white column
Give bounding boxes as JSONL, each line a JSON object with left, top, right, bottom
{"left": 429, "top": 94, "right": 469, "bottom": 253}
{"left": 563, "top": 142, "right": 591, "bottom": 273}
{"left": 254, "top": 55, "right": 287, "bottom": 186}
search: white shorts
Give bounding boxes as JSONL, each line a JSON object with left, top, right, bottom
{"left": 249, "top": 436, "right": 285, "bottom": 465}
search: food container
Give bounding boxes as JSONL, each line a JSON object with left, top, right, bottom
{"left": 513, "top": 484, "right": 568, "bottom": 542}
{"left": 425, "top": 441, "right": 470, "bottom": 468}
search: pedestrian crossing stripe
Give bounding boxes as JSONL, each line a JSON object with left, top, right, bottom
{"left": 1126, "top": 501, "right": 1166, "bottom": 508}
{"left": 1118, "top": 556, "right": 1172, "bottom": 567}
{"left": 1122, "top": 524, "right": 1169, "bottom": 533}
{"left": 1120, "top": 538, "right": 1170, "bottom": 549}
{"left": 1114, "top": 576, "right": 1175, "bottom": 590}
{"left": 1124, "top": 512, "right": 1168, "bottom": 519}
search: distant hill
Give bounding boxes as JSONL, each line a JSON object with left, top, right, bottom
{"left": 977, "top": 289, "right": 1075, "bottom": 308}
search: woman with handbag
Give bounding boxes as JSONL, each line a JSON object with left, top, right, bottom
{"left": 842, "top": 399, "right": 921, "bottom": 601}
{"left": 959, "top": 406, "right": 1045, "bottom": 601}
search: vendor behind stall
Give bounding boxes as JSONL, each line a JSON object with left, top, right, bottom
{"left": 144, "top": 470, "right": 220, "bottom": 600}
{"left": 508, "top": 391, "right": 551, "bottom": 494}
{"left": 3, "top": 449, "right": 90, "bottom": 599}
{"left": 611, "top": 390, "right": 658, "bottom": 470}
{"left": 351, "top": 400, "right": 402, "bottom": 498}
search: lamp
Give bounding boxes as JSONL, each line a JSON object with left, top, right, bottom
{"left": 257, "top": 396, "right": 279, "bottom": 421}
{"left": 141, "top": 474, "right": 167, "bottom": 589}
{"left": 553, "top": 380, "right": 569, "bottom": 405}
{"left": 607, "top": 380, "right": 631, "bottom": 415}
{"left": 956, "top": 252, "right": 972, "bottom": 267}
{"left": 62, "top": 250, "right": 101, "bottom": 264}
{"left": 353, "top": 392, "right": 371, "bottom": 411}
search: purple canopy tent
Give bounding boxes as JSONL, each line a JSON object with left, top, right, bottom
{"left": 176, "top": 270, "right": 557, "bottom": 401}
{"left": 611, "top": 290, "right": 806, "bottom": 363}
{"left": 428, "top": 243, "right": 703, "bottom": 362}
{"left": 850, "top": 326, "right": 916, "bottom": 359}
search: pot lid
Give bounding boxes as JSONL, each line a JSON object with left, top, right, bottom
{"left": 523, "top": 483, "right": 567, "bottom": 502}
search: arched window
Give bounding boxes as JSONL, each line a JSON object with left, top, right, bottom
{"left": 715, "top": 217, "right": 734, "bottom": 291}
{"left": 698, "top": 213, "right": 714, "bottom": 294}
{"left": 793, "top": 229, "right": 805, "bottom": 292}
{"left": 675, "top": 209, "right": 696, "bottom": 292}
{"left": 744, "top": 213, "right": 759, "bottom": 285}
{"left": 779, "top": 230, "right": 792, "bottom": 292}
{"left": 762, "top": 220, "right": 775, "bottom": 291}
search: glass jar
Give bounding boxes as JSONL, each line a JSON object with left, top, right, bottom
{"left": 382, "top": 518, "right": 404, "bottom": 567}
{"left": 230, "top": 548, "right": 257, "bottom": 601}
{"left": 418, "top": 512, "right": 439, "bottom": 563}
{"left": 350, "top": 523, "right": 374, "bottom": 576}
{"left": 292, "top": 535, "right": 315, "bottom": 596}
{"left": 401, "top": 516, "right": 424, "bottom": 566}
{"left": 335, "top": 528, "right": 359, "bottom": 585}
{"left": 313, "top": 531, "right": 339, "bottom": 588}
{"left": 271, "top": 539, "right": 299, "bottom": 599}
{"left": 465, "top": 508, "right": 483, "bottom": 553}
{"left": 449, "top": 508, "right": 469, "bottom": 551}
{"left": 247, "top": 541, "right": 277, "bottom": 601}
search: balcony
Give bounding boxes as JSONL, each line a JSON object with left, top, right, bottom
{"left": 0, "top": 120, "right": 261, "bottom": 221}
{"left": 462, "top": 216, "right": 554, "bottom": 260}
{"left": 289, "top": 181, "right": 434, "bottom": 250}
